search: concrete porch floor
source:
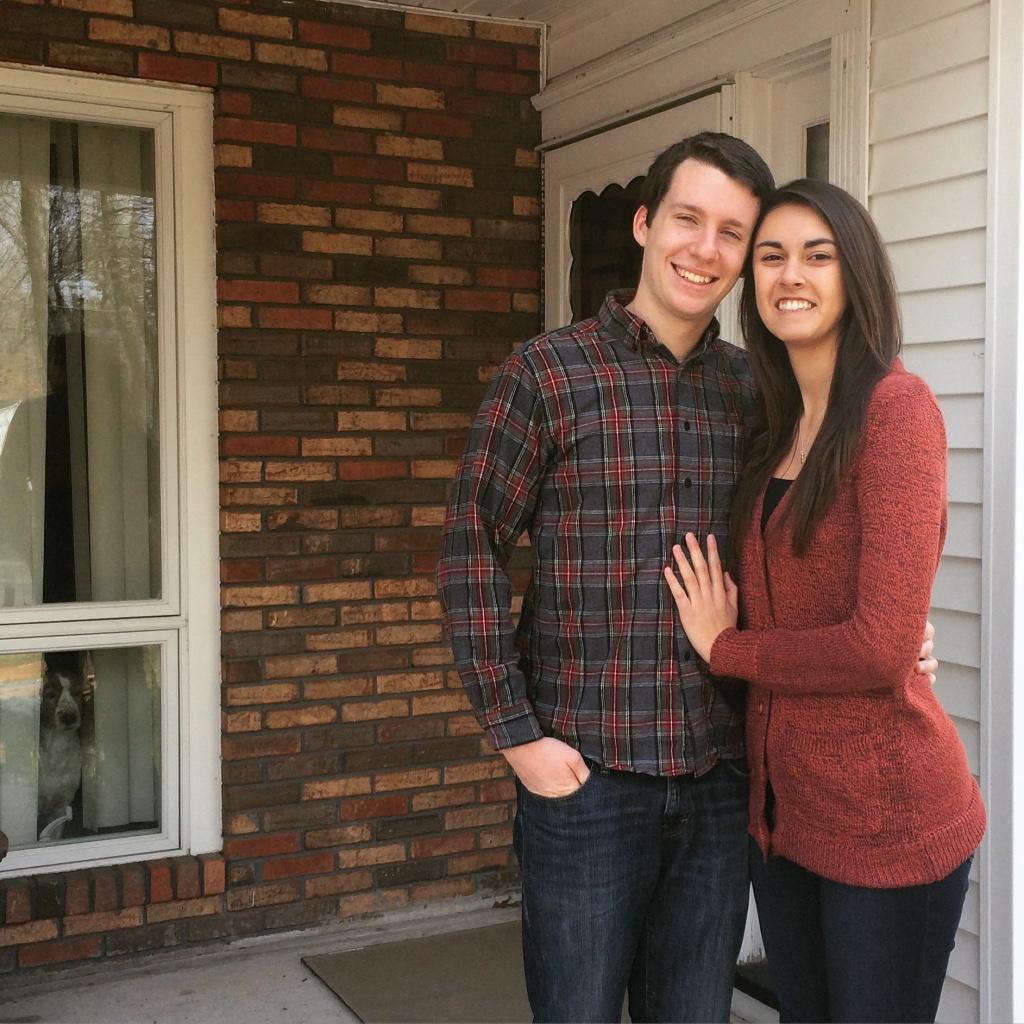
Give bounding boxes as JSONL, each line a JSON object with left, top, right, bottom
{"left": 0, "top": 899, "right": 775, "bottom": 1024}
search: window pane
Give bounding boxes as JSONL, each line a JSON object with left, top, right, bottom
{"left": 0, "top": 645, "right": 162, "bottom": 850}
{"left": 0, "top": 114, "right": 160, "bottom": 607}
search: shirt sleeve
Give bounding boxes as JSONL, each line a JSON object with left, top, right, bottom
{"left": 709, "top": 377, "right": 947, "bottom": 695}
{"left": 436, "top": 351, "right": 553, "bottom": 749}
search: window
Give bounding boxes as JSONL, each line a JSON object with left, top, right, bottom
{"left": 0, "top": 67, "right": 220, "bottom": 877}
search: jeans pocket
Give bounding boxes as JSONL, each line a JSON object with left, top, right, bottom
{"left": 719, "top": 757, "right": 751, "bottom": 782}
{"left": 522, "top": 767, "right": 596, "bottom": 803}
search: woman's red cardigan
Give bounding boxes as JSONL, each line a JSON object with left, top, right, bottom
{"left": 710, "top": 363, "right": 985, "bottom": 888}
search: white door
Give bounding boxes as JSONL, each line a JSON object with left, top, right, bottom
{"left": 543, "top": 90, "right": 725, "bottom": 331}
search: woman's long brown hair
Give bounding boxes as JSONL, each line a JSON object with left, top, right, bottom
{"left": 730, "top": 179, "right": 903, "bottom": 557}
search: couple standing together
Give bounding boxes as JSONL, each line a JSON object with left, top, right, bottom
{"left": 436, "top": 133, "right": 986, "bottom": 1024}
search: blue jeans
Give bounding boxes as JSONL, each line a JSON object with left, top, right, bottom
{"left": 750, "top": 839, "right": 973, "bottom": 1023}
{"left": 513, "top": 758, "right": 751, "bottom": 1023}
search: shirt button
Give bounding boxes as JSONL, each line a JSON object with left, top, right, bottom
{"left": 684, "top": 420, "right": 691, "bottom": 431}
{"left": 683, "top": 650, "right": 692, "bottom": 662}
{"left": 757, "top": 701, "right": 765, "bottom": 714}
{"left": 684, "top": 478, "right": 692, "bottom": 489}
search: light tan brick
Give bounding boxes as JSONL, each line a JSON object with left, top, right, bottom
{"left": 222, "top": 610, "right": 263, "bottom": 633}
{"left": 376, "top": 387, "right": 442, "bottom": 407}
{"left": 219, "top": 8, "right": 294, "bottom": 39}
{"left": 225, "top": 684, "right": 300, "bottom": 706}
{"left": 305, "top": 632, "right": 374, "bottom": 654}
{"left": 266, "top": 705, "right": 338, "bottom": 728}
{"left": 513, "top": 194, "right": 540, "bottom": 217}
{"left": 301, "top": 437, "right": 373, "bottom": 457}
{"left": 411, "top": 785, "right": 476, "bottom": 812}
{"left": 404, "top": 12, "right": 470, "bottom": 36}
{"left": 475, "top": 21, "right": 540, "bottom": 44}
{"left": 412, "top": 458, "right": 459, "bottom": 478}
{"left": 408, "top": 265, "right": 472, "bottom": 286}
{"left": 374, "top": 237, "right": 442, "bottom": 260}
{"left": 303, "top": 777, "right": 372, "bottom": 800}
{"left": 406, "top": 213, "right": 472, "bottom": 236}
{"left": 410, "top": 411, "right": 473, "bottom": 429}
{"left": 342, "top": 699, "right": 409, "bottom": 722}
{"left": 147, "top": 896, "right": 221, "bottom": 924}
{"left": 376, "top": 84, "right": 445, "bottom": 110}
{"left": 220, "top": 511, "right": 262, "bottom": 533}
{"left": 255, "top": 41, "right": 327, "bottom": 70}
{"left": 374, "top": 768, "right": 440, "bottom": 792}
{"left": 407, "top": 163, "right": 473, "bottom": 188}
{"left": 223, "top": 709, "right": 262, "bottom": 732}
{"left": 374, "top": 287, "right": 440, "bottom": 309}
{"left": 258, "top": 202, "right": 331, "bottom": 226}
{"left": 376, "top": 136, "right": 443, "bottom": 160}
{"left": 374, "top": 337, "right": 444, "bottom": 360}
{"left": 337, "top": 361, "right": 405, "bottom": 382}
{"left": 334, "top": 106, "right": 403, "bottom": 131}
{"left": 88, "top": 18, "right": 169, "bottom": 49}
{"left": 302, "top": 231, "right": 373, "bottom": 255}
{"left": 175, "top": 30, "right": 250, "bottom": 60}
{"left": 304, "top": 283, "right": 372, "bottom": 305}
{"left": 375, "top": 670, "right": 444, "bottom": 694}
{"left": 0, "top": 919, "right": 59, "bottom": 948}
{"left": 338, "top": 843, "right": 406, "bottom": 867}
{"left": 374, "top": 185, "right": 441, "bottom": 210}
{"left": 223, "top": 585, "right": 299, "bottom": 608}
{"left": 410, "top": 689, "right": 470, "bottom": 714}
{"left": 216, "top": 143, "right": 252, "bottom": 168}
{"left": 304, "top": 581, "right": 373, "bottom": 602}
{"left": 335, "top": 311, "right": 404, "bottom": 333}
{"left": 336, "top": 411, "right": 407, "bottom": 431}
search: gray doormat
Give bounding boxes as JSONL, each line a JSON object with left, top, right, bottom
{"left": 302, "top": 919, "right": 531, "bottom": 1023}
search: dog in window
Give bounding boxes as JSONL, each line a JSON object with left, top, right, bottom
{"left": 37, "top": 659, "right": 93, "bottom": 841}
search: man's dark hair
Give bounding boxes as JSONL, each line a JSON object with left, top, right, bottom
{"left": 639, "top": 131, "right": 775, "bottom": 224}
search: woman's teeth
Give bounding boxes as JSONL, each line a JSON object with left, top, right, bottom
{"left": 777, "top": 299, "right": 814, "bottom": 311}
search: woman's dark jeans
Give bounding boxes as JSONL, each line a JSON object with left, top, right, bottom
{"left": 750, "top": 838, "right": 973, "bottom": 1023}
{"left": 513, "top": 757, "right": 751, "bottom": 1023}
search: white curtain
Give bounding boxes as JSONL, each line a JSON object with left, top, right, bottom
{"left": 77, "top": 125, "right": 159, "bottom": 830}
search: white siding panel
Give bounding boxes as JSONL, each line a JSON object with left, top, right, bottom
{"left": 901, "top": 286, "right": 986, "bottom": 344}
{"left": 947, "top": 931, "right": 980, "bottom": 990}
{"left": 933, "top": 557, "right": 981, "bottom": 615}
{"left": 871, "top": 118, "right": 987, "bottom": 194}
{"left": 937, "top": 977, "right": 979, "bottom": 1024}
{"left": 873, "top": 0, "right": 985, "bottom": 39}
{"left": 887, "top": 231, "right": 986, "bottom": 295}
{"left": 872, "top": 4, "right": 989, "bottom": 90}
{"left": 933, "top": 662, "right": 980, "bottom": 721}
{"left": 943, "top": 502, "right": 982, "bottom": 560}
{"left": 870, "top": 59, "right": 988, "bottom": 142}
{"left": 901, "top": 341, "right": 984, "bottom": 396}
{"left": 962, "top": 878, "right": 980, "bottom": 936}
{"left": 929, "top": 609, "right": 980, "bottom": 669}
{"left": 947, "top": 451, "right": 982, "bottom": 504}
{"left": 935, "top": 396, "right": 983, "bottom": 449}
{"left": 871, "top": 174, "right": 987, "bottom": 243}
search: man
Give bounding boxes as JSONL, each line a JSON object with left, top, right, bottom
{"left": 437, "top": 133, "right": 933, "bottom": 1023}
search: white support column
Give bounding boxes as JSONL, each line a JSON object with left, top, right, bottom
{"left": 981, "top": 0, "right": 1024, "bottom": 1020}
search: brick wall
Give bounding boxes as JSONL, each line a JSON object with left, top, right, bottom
{"left": 0, "top": 0, "right": 541, "bottom": 971}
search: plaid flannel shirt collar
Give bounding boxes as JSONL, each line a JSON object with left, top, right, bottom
{"left": 600, "top": 289, "right": 722, "bottom": 365}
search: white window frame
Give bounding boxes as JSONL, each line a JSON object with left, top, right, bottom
{"left": 0, "top": 64, "right": 221, "bottom": 877}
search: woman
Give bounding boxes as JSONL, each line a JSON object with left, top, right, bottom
{"left": 664, "top": 179, "right": 986, "bottom": 1023}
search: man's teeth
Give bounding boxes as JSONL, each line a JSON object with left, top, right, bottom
{"left": 676, "top": 267, "right": 713, "bottom": 285}
{"left": 777, "top": 299, "right": 814, "bottom": 311}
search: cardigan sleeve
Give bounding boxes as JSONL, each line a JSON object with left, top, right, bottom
{"left": 709, "top": 374, "right": 947, "bottom": 694}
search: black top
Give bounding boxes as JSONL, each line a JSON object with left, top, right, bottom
{"left": 762, "top": 476, "right": 794, "bottom": 531}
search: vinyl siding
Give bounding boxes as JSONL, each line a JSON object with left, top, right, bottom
{"left": 869, "top": 2, "right": 990, "bottom": 1019}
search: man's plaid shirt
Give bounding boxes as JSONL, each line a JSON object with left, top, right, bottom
{"left": 437, "top": 291, "right": 758, "bottom": 776}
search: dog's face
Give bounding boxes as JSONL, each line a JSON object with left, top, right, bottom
{"left": 40, "top": 670, "right": 84, "bottom": 732}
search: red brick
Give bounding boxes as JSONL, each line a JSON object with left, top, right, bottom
{"left": 305, "top": 871, "right": 374, "bottom": 897}
{"left": 403, "top": 60, "right": 472, "bottom": 89}
{"left": 215, "top": 117, "right": 297, "bottom": 146}
{"left": 340, "top": 795, "right": 408, "bottom": 820}
{"left": 258, "top": 307, "right": 333, "bottom": 330}
{"left": 300, "top": 75, "right": 374, "bottom": 103}
{"left": 448, "top": 850, "right": 513, "bottom": 874}
{"left": 222, "top": 435, "right": 299, "bottom": 456}
{"left": 446, "top": 41, "right": 515, "bottom": 67}
{"left": 477, "top": 266, "right": 540, "bottom": 288}
{"left": 217, "top": 172, "right": 296, "bottom": 199}
{"left": 92, "top": 871, "right": 118, "bottom": 912}
{"left": 404, "top": 111, "right": 473, "bottom": 138}
{"left": 122, "top": 864, "right": 147, "bottom": 908}
{"left": 138, "top": 51, "right": 217, "bottom": 86}
{"left": 19, "top": 935, "right": 101, "bottom": 967}
{"left": 4, "top": 884, "right": 31, "bottom": 925}
{"left": 175, "top": 861, "right": 200, "bottom": 901}
{"left": 216, "top": 198, "right": 254, "bottom": 222}
{"left": 337, "top": 460, "right": 407, "bottom": 481}
{"left": 300, "top": 179, "right": 373, "bottom": 204}
{"left": 261, "top": 852, "right": 335, "bottom": 880}
{"left": 301, "top": 125, "right": 373, "bottom": 153}
{"left": 224, "top": 833, "right": 301, "bottom": 859}
{"left": 332, "top": 155, "right": 405, "bottom": 182}
{"left": 411, "top": 833, "right": 476, "bottom": 858}
{"left": 297, "top": 20, "right": 371, "bottom": 49}
{"left": 148, "top": 860, "right": 173, "bottom": 903}
{"left": 64, "top": 875, "right": 91, "bottom": 916}
{"left": 55, "top": 0, "right": 132, "bottom": 12}
{"left": 218, "top": 280, "right": 299, "bottom": 303}
{"left": 201, "top": 855, "right": 227, "bottom": 896}
{"left": 477, "top": 69, "right": 535, "bottom": 94}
